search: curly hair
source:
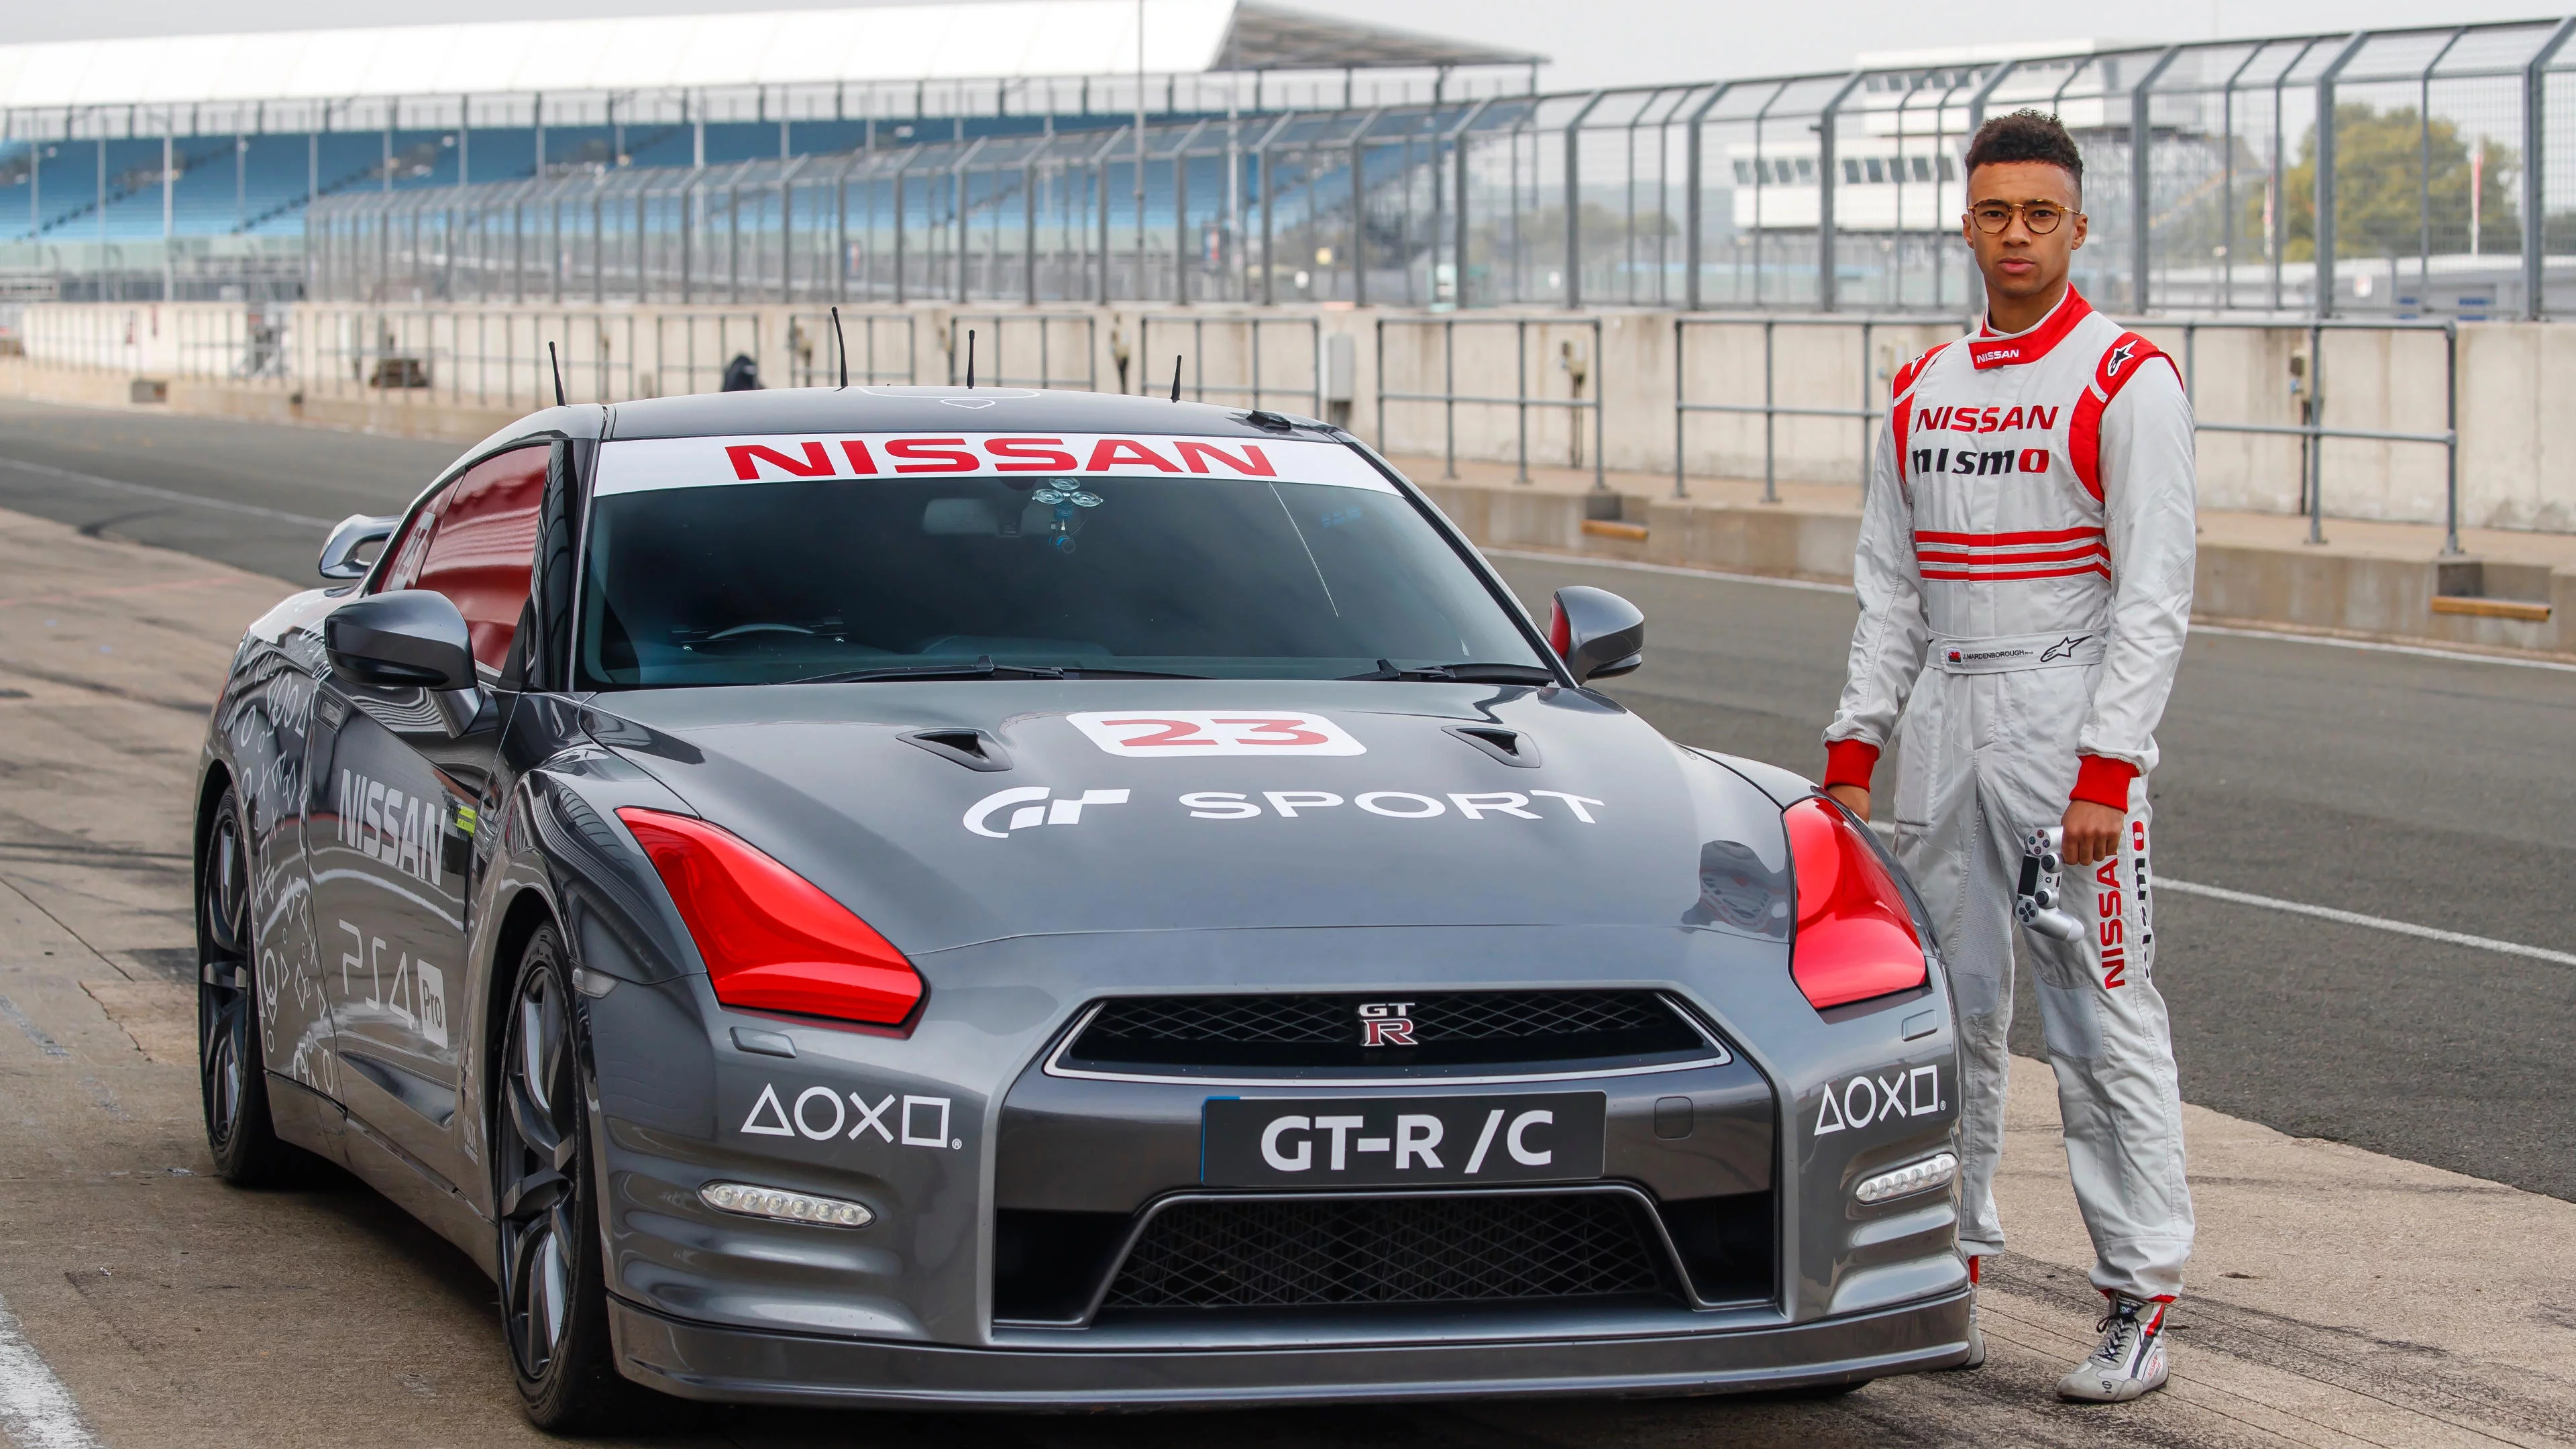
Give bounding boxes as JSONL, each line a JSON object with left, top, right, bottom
{"left": 1964, "top": 110, "right": 2084, "bottom": 199}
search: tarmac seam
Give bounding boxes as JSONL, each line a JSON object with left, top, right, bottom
{"left": 0, "top": 871, "right": 129, "bottom": 982}
{"left": 0, "top": 455, "right": 337, "bottom": 530}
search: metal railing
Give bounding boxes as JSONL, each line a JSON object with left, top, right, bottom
{"left": 947, "top": 311, "right": 1096, "bottom": 388}
{"left": 1376, "top": 316, "right": 1605, "bottom": 490}
{"left": 787, "top": 311, "right": 919, "bottom": 387}
{"left": 1674, "top": 315, "right": 1956, "bottom": 500}
{"left": 2159, "top": 315, "right": 2463, "bottom": 553}
{"left": 1668, "top": 311, "right": 2463, "bottom": 550}
{"left": 280, "top": 17, "right": 2576, "bottom": 321}
{"left": 1136, "top": 314, "right": 1323, "bottom": 413}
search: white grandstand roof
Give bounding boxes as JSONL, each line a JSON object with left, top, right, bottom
{"left": 0, "top": 0, "right": 1539, "bottom": 112}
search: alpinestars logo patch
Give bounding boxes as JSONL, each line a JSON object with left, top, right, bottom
{"left": 2104, "top": 340, "right": 2137, "bottom": 378}
{"left": 2041, "top": 635, "right": 2090, "bottom": 662}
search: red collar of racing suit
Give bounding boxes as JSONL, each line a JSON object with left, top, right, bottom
{"left": 1967, "top": 286, "right": 2092, "bottom": 370}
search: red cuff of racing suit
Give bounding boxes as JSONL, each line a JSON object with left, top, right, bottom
{"left": 2069, "top": 755, "right": 2138, "bottom": 811}
{"left": 1822, "top": 740, "right": 1881, "bottom": 792}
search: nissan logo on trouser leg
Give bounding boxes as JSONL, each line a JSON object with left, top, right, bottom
{"left": 1258, "top": 1108, "right": 1555, "bottom": 1173}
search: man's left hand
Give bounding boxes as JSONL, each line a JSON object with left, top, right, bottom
{"left": 2060, "top": 800, "right": 2124, "bottom": 867}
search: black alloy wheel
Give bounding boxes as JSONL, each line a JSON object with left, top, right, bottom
{"left": 495, "top": 925, "right": 637, "bottom": 1432}
{"left": 199, "top": 784, "right": 289, "bottom": 1184}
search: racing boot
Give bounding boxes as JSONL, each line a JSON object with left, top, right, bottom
{"left": 2055, "top": 1293, "right": 2171, "bottom": 1402}
{"left": 1944, "top": 1254, "right": 1986, "bottom": 1370}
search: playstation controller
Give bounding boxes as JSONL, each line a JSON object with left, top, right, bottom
{"left": 2015, "top": 826, "right": 2088, "bottom": 942}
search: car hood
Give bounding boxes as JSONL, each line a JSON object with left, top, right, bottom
{"left": 580, "top": 681, "right": 1797, "bottom": 959}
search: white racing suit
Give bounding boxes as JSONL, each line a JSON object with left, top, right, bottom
{"left": 1823, "top": 286, "right": 2197, "bottom": 1302}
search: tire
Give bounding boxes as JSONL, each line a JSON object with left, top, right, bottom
{"left": 199, "top": 784, "right": 291, "bottom": 1186}
{"left": 495, "top": 924, "right": 640, "bottom": 1434}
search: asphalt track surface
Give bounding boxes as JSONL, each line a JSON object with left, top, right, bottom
{"left": 3, "top": 394, "right": 2571, "bottom": 1211}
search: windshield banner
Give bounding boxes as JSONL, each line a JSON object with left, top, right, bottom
{"left": 596, "top": 433, "right": 1399, "bottom": 496}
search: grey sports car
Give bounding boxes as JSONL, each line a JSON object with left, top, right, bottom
{"left": 192, "top": 386, "right": 1968, "bottom": 1430}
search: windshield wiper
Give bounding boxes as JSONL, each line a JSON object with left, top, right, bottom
{"left": 1339, "top": 660, "right": 1560, "bottom": 684}
{"left": 777, "top": 655, "right": 1210, "bottom": 686}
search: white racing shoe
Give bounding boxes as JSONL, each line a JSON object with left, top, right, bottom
{"left": 2055, "top": 1295, "right": 2171, "bottom": 1402}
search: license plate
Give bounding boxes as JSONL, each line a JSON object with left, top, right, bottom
{"left": 1201, "top": 1092, "right": 1607, "bottom": 1187}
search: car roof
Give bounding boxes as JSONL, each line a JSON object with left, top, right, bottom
{"left": 603, "top": 386, "right": 1332, "bottom": 442}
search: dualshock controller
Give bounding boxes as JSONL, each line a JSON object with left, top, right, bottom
{"left": 2014, "top": 826, "right": 2088, "bottom": 942}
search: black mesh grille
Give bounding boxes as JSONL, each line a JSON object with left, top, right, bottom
{"left": 1067, "top": 991, "right": 1707, "bottom": 1071}
{"left": 1102, "top": 1194, "right": 1672, "bottom": 1309}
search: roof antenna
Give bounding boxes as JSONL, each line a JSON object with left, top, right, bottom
{"left": 965, "top": 329, "right": 977, "bottom": 390}
{"left": 829, "top": 305, "right": 849, "bottom": 390}
{"left": 547, "top": 341, "right": 566, "bottom": 407}
{"left": 1170, "top": 356, "right": 1183, "bottom": 403}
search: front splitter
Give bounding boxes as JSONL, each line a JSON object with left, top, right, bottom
{"left": 608, "top": 1288, "right": 1973, "bottom": 1409}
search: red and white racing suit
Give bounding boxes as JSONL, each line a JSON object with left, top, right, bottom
{"left": 1823, "top": 286, "right": 2196, "bottom": 1302}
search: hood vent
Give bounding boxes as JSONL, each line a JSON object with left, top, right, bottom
{"left": 1446, "top": 724, "right": 1541, "bottom": 768}
{"left": 900, "top": 727, "right": 1013, "bottom": 773}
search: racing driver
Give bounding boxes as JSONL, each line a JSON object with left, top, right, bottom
{"left": 1819, "top": 109, "right": 2196, "bottom": 1403}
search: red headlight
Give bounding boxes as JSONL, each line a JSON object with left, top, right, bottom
{"left": 615, "top": 808, "right": 924, "bottom": 1027}
{"left": 1782, "top": 797, "right": 1927, "bottom": 1010}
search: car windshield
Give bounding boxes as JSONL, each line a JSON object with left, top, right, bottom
{"left": 576, "top": 443, "right": 1550, "bottom": 688}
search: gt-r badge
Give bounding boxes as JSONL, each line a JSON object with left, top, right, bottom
{"left": 1358, "top": 1002, "right": 1417, "bottom": 1046}
{"left": 964, "top": 786, "right": 1130, "bottom": 838}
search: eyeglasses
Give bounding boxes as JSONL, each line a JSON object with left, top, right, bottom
{"left": 1968, "top": 200, "right": 2071, "bottom": 235}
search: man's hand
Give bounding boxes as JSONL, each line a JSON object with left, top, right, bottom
{"left": 1825, "top": 784, "right": 1870, "bottom": 822}
{"left": 2060, "top": 800, "right": 2123, "bottom": 867}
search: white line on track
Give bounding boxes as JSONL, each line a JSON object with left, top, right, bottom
{"left": 1489, "top": 548, "right": 2576, "bottom": 672}
{"left": 0, "top": 455, "right": 337, "bottom": 529}
{"left": 2188, "top": 622, "right": 2576, "bottom": 674}
{"left": 1481, "top": 548, "right": 1857, "bottom": 594}
{"left": 2154, "top": 877, "right": 2576, "bottom": 968}
{"left": 0, "top": 1293, "right": 99, "bottom": 1449}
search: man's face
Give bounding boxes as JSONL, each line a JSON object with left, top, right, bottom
{"left": 1962, "top": 160, "right": 2086, "bottom": 305}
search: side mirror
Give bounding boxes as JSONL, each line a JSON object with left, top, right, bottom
{"left": 318, "top": 513, "right": 402, "bottom": 580}
{"left": 326, "top": 590, "right": 478, "bottom": 692}
{"left": 1549, "top": 586, "right": 1645, "bottom": 684}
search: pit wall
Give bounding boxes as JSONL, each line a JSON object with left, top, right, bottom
{"left": 14, "top": 299, "right": 2575, "bottom": 536}
{"left": 6, "top": 299, "right": 2571, "bottom": 658}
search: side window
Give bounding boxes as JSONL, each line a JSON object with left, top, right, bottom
{"left": 374, "top": 492, "right": 445, "bottom": 594}
{"left": 412, "top": 447, "right": 549, "bottom": 676}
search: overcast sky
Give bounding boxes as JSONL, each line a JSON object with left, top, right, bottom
{"left": 0, "top": 0, "right": 2554, "bottom": 89}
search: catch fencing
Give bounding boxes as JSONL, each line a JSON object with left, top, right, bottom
{"left": 306, "top": 18, "right": 2576, "bottom": 321}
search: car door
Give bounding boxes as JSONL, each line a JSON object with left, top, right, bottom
{"left": 305, "top": 445, "right": 547, "bottom": 1171}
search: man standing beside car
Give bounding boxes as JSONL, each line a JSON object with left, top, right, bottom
{"left": 1819, "top": 109, "right": 2197, "bottom": 1403}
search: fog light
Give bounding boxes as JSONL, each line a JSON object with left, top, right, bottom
{"left": 700, "top": 1181, "right": 874, "bottom": 1228}
{"left": 1852, "top": 1152, "right": 1958, "bottom": 1205}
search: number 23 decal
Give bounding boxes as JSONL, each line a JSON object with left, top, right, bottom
{"left": 1068, "top": 711, "right": 1366, "bottom": 757}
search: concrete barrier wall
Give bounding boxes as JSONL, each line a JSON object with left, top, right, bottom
{"left": 13, "top": 298, "right": 2573, "bottom": 535}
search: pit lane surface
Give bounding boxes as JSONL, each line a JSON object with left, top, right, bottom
{"left": 3, "top": 398, "right": 2575, "bottom": 1448}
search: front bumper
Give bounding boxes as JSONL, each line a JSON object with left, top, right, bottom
{"left": 607, "top": 1286, "right": 1973, "bottom": 1409}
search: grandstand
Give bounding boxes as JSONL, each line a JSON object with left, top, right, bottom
{"left": 0, "top": 0, "right": 1541, "bottom": 299}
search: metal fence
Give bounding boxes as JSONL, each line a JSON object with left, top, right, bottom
{"left": 1664, "top": 311, "right": 2463, "bottom": 546}
{"left": 1377, "top": 316, "right": 1605, "bottom": 489}
{"left": 309, "top": 18, "right": 2576, "bottom": 321}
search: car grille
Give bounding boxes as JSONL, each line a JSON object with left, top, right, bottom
{"left": 1062, "top": 991, "right": 1711, "bottom": 1072}
{"left": 1100, "top": 1193, "right": 1673, "bottom": 1310}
